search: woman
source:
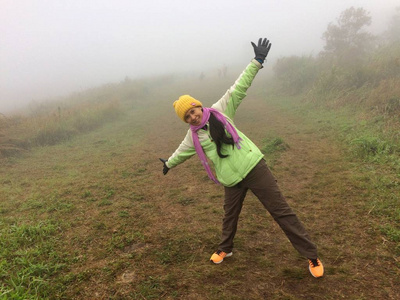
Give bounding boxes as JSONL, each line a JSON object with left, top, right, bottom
{"left": 159, "top": 38, "right": 324, "bottom": 278}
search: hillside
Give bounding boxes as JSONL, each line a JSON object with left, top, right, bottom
{"left": 0, "top": 68, "right": 399, "bottom": 299}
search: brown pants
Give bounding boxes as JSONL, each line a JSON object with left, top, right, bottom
{"left": 219, "top": 159, "right": 318, "bottom": 259}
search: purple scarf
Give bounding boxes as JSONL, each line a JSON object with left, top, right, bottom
{"left": 190, "top": 107, "right": 242, "bottom": 184}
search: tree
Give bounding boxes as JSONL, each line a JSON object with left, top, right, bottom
{"left": 386, "top": 6, "right": 400, "bottom": 42}
{"left": 321, "top": 7, "right": 375, "bottom": 65}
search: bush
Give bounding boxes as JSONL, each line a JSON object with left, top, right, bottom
{"left": 365, "top": 78, "right": 400, "bottom": 115}
{"left": 273, "top": 55, "right": 318, "bottom": 95}
{"left": 0, "top": 99, "right": 123, "bottom": 155}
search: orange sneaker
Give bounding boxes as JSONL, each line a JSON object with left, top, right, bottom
{"left": 308, "top": 258, "right": 324, "bottom": 278}
{"left": 210, "top": 250, "right": 233, "bottom": 264}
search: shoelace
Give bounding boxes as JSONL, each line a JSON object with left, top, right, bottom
{"left": 309, "top": 259, "right": 319, "bottom": 267}
{"left": 216, "top": 250, "right": 225, "bottom": 256}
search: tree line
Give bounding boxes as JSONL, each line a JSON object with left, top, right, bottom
{"left": 272, "top": 6, "right": 400, "bottom": 116}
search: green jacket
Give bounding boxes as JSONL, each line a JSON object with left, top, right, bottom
{"left": 167, "top": 59, "right": 264, "bottom": 187}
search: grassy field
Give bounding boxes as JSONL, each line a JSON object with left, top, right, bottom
{"left": 0, "top": 70, "right": 399, "bottom": 299}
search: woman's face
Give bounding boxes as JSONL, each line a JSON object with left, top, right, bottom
{"left": 184, "top": 107, "right": 203, "bottom": 126}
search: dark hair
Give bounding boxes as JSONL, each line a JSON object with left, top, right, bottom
{"left": 208, "top": 113, "right": 234, "bottom": 158}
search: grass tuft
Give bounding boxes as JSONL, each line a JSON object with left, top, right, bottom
{"left": 261, "top": 136, "right": 290, "bottom": 167}
{"left": 0, "top": 220, "right": 66, "bottom": 298}
{"left": 351, "top": 136, "right": 396, "bottom": 158}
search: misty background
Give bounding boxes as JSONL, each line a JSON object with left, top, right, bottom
{"left": 1, "top": 0, "right": 398, "bottom": 113}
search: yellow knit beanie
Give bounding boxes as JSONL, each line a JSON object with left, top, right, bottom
{"left": 173, "top": 95, "right": 203, "bottom": 122}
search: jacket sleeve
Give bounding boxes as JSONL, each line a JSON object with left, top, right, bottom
{"left": 211, "top": 59, "right": 262, "bottom": 119}
{"left": 166, "top": 129, "right": 196, "bottom": 168}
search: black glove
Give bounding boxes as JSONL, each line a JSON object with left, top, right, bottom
{"left": 159, "top": 158, "right": 170, "bottom": 175}
{"left": 251, "top": 38, "right": 272, "bottom": 64}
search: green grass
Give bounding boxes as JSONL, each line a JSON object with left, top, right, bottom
{"left": 0, "top": 220, "right": 66, "bottom": 299}
{"left": 265, "top": 91, "right": 400, "bottom": 165}
{"left": 0, "top": 70, "right": 399, "bottom": 298}
{"left": 262, "top": 92, "right": 400, "bottom": 251}
{"left": 350, "top": 135, "right": 398, "bottom": 162}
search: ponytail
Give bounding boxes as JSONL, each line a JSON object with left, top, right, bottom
{"left": 208, "top": 113, "right": 234, "bottom": 158}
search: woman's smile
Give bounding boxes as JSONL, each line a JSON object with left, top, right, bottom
{"left": 184, "top": 107, "right": 203, "bottom": 126}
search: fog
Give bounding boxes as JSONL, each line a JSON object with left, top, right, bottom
{"left": 1, "top": 0, "right": 398, "bottom": 113}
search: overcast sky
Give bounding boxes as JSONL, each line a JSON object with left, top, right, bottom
{"left": 1, "top": 0, "right": 398, "bottom": 113}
